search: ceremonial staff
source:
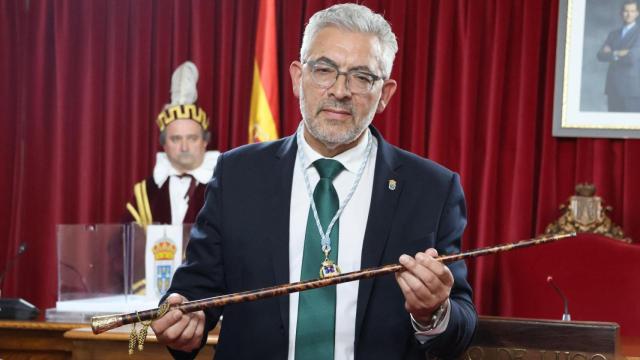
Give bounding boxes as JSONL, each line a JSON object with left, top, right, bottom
{"left": 91, "top": 232, "right": 575, "bottom": 336}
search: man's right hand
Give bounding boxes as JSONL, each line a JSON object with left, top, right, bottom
{"left": 616, "top": 49, "right": 630, "bottom": 57}
{"left": 151, "top": 293, "right": 205, "bottom": 352}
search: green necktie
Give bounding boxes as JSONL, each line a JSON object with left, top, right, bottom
{"left": 295, "top": 158, "right": 344, "bottom": 360}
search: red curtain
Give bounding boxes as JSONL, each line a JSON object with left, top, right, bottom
{"left": 2, "top": 0, "right": 639, "bottom": 318}
{"left": 1, "top": 0, "right": 22, "bottom": 298}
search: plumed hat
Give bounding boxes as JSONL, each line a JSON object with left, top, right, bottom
{"left": 156, "top": 61, "right": 209, "bottom": 131}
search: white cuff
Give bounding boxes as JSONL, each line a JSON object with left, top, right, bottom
{"left": 412, "top": 298, "right": 451, "bottom": 343}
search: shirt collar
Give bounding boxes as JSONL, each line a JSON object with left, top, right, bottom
{"left": 153, "top": 151, "right": 219, "bottom": 187}
{"left": 299, "top": 125, "right": 371, "bottom": 174}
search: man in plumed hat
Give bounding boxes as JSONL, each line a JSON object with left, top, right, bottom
{"left": 125, "top": 61, "right": 219, "bottom": 226}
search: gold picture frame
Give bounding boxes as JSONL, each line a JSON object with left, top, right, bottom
{"left": 553, "top": 0, "right": 640, "bottom": 138}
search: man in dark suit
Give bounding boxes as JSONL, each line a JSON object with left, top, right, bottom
{"left": 152, "top": 4, "right": 477, "bottom": 359}
{"left": 597, "top": 0, "right": 640, "bottom": 112}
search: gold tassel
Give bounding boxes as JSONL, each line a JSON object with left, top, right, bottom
{"left": 127, "top": 301, "right": 172, "bottom": 354}
{"left": 128, "top": 322, "right": 137, "bottom": 355}
{"left": 135, "top": 311, "right": 152, "bottom": 351}
{"left": 138, "top": 321, "right": 150, "bottom": 351}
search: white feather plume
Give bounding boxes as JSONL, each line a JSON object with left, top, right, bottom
{"left": 170, "top": 61, "right": 199, "bottom": 105}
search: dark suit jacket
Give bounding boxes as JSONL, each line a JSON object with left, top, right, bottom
{"left": 597, "top": 24, "right": 640, "bottom": 97}
{"left": 167, "top": 127, "right": 477, "bottom": 360}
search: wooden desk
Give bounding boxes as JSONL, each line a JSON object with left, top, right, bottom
{"left": 0, "top": 320, "right": 217, "bottom": 360}
{"left": 1, "top": 319, "right": 637, "bottom": 359}
{"left": 463, "top": 316, "right": 640, "bottom": 360}
{"left": 64, "top": 324, "right": 217, "bottom": 360}
{"left": 0, "top": 320, "right": 80, "bottom": 359}
{"left": 622, "top": 337, "right": 640, "bottom": 359}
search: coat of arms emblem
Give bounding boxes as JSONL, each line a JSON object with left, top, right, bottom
{"left": 544, "top": 183, "right": 630, "bottom": 242}
{"left": 151, "top": 233, "right": 178, "bottom": 295}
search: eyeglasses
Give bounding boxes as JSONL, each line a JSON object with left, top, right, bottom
{"left": 304, "top": 60, "right": 383, "bottom": 94}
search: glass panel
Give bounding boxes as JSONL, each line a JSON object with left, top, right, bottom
{"left": 49, "top": 223, "right": 193, "bottom": 322}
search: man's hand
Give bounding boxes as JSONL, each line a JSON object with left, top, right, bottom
{"left": 602, "top": 45, "right": 612, "bottom": 53}
{"left": 615, "top": 49, "right": 630, "bottom": 57}
{"left": 395, "top": 248, "right": 453, "bottom": 324}
{"left": 151, "top": 293, "right": 205, "bottom": 352}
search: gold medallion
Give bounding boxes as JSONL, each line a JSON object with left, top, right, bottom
{"left": 319, "top": 258, "right": 341, "bottom": 278}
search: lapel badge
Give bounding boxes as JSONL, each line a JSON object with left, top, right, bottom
{"left": 388, "top": 179, "right": 397, "bottom": 191}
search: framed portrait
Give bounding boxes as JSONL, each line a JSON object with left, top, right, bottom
{"left": 553, "top": 0, "right": 640, "bottom": 138}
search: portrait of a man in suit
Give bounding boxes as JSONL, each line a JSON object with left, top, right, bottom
{"left": 597, "top": 0, "right": 640, "bottom": 112}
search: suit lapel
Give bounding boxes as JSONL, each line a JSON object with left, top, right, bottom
{"left": 626, "top": 25, "right": 640, "bottom": 45}
{"left": 270, "top": 135, "right": 297, "bottom": 333}
{"left": 617, "top": 25, "right": 638, "bottom": 46}
{"left": 355, "top": 127, "right": 403, "bottom": 345}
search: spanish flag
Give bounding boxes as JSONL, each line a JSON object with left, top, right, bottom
{"left": 248, "top": 0, "right": 279, "bottom": 143}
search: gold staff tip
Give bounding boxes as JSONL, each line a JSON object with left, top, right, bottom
{"left": 91, "top": 313, "right": 124, "bottom": 334}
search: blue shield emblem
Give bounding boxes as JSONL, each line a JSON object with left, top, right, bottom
{"left": 156, "top": 264, "right": 173, "bottom": 295}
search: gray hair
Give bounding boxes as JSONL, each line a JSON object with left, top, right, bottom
{"left": 300, "top": 3, "right": 398, "bottom": 78}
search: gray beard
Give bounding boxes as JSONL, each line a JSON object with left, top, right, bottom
{"left": 298, "top": 86, "right": 376, "bottom": 150}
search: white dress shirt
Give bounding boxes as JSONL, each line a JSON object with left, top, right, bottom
{"left": 622, "top": 22, "right": 636, "bottom": 38}
{"left": 288, "top": 128, "right": 376, "bottom": 360}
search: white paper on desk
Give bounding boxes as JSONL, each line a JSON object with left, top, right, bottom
{"left": 145, "top": 225, "right": 183, "bottom": 302}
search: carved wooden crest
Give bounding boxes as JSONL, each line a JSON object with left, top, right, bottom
{"left": 544, "top": 183, "right": 631, "bottom": 243}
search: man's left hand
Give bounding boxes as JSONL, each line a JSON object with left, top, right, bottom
{"left": 395, "top": 248, "right": 453, "bottom": 324}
